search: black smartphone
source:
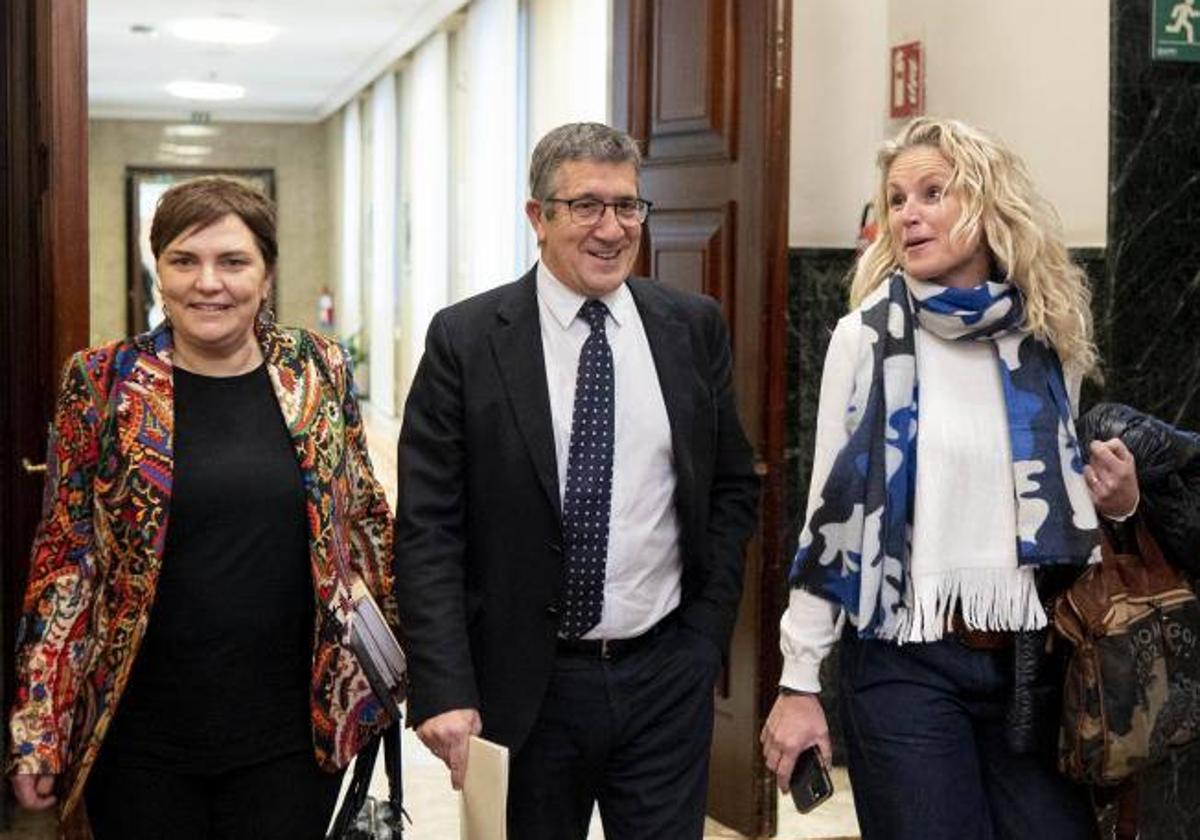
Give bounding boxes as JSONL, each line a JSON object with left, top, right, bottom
{"left": 789, "top": 746, "right": 833, "bottom": 813}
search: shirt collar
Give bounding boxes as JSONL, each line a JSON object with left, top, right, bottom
{"left": 536, "top": 260, "right": 632, "bottom": 330}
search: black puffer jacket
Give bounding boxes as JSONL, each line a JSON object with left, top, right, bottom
{"left": 1076, "top": 402, "right": 1200, "bottom": 576}
{"left": 1007, "top": 403, "right": 1200, "bottom": 755}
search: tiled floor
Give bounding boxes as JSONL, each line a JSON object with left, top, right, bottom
{"left": 1, "top": 742, "right": 860, "bottom": 839}
{"left": 0, "top": 405, "right": 861, "bottom": 839}
{"left": 383, "top": 725, "right": 859, "bottom": 839}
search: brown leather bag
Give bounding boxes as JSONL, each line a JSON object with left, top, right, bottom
{"left": 1054, "top": 522, "right": 1200, "bottom": 785}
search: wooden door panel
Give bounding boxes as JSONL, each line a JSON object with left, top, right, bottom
{"left": 649, "top": 0, "right": 735, "bottom": 160}
{"left": 648, "top": 204, "right": 735, "bottom": 327}
{"left": 615, "top": 0, "right": 791, "bottom": 835}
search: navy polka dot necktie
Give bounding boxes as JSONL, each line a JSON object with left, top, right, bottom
{"left": 559, "top": 299, "right": 614, "bottom": 639}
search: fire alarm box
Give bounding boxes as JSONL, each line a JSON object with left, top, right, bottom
{"left": 891, "top": 41, "right": 923, "bottom": 118}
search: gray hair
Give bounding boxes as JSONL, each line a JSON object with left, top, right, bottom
{"left": 528, "top": 122, "right": 642, "bottom": 209}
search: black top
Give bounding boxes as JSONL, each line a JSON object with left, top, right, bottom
{"left": 102, "top": 364, "right": 315, "bottom": 773}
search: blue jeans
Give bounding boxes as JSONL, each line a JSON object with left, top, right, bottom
{"left": 839, "top": 630, "right": 1097, "bottom": 840}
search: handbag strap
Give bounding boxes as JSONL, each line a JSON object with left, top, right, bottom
{"left": 326, "top": 733, "right": 379, "bottom": 838}
{"left": 325, "top": 719, "right": 410, "bottom": 839}
{"left": 1100, "top": 518, "right": 1180, "bottom": 589}
{"left": 1133, "top": 519, "right": 1174, "bottom": 577}
{"left": 383, "top": 715, "right": 411, "bottom": 828}
{"left": 1114, "top": 777, "right": 1139, "bottom": 840}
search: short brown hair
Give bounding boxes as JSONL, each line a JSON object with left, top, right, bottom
{"left": 150, "top": 177, "right": 278, "bottom": 269}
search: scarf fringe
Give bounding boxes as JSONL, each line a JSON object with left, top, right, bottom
{"left": 879, "top": 568, "right": 1046, "bottom": 643}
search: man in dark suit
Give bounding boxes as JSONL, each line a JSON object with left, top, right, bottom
{"left": 395, "top": 122, "right": 759, "bottom": 839}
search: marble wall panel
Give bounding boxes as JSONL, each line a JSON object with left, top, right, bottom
{"left": 786, "top": 248, "right": 854, "bottom": 764}
{"left": 1099, "top": 1, "right": 1200, "bottom": 432}
{"left": 1103, "top": 2, "right": 1200, "bottom": 835}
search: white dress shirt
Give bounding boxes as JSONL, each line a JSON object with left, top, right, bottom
{"left": 536, "top": 262, "right": 681, "bottom": 639}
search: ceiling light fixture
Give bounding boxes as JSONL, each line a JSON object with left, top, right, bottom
{"left": 159, "top": 143, "right": 212, "bottom": 157}
{"left": 164, "top": 124, "right": 220, "bottom": 138}
{"left": 166, "top": 80, "right": 246, "bottom": 101}
{"left": 168, "top": 18, "right": 279, "bottom": 46}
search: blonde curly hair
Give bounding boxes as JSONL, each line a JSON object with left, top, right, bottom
{"left": 850, "top": 117, "right": 1098, "bottom": 378}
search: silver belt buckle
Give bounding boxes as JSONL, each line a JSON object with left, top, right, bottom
{"left": 600, "top": 639, "right": 611, "bottom": 660}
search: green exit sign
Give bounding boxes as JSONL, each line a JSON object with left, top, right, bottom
{"left": 1153, "top": 0, "right": 1200, "bottom": 62}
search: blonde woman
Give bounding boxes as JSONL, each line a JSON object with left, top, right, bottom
{"left": 761, "top": 118, "right": 1138, "bottom": 839}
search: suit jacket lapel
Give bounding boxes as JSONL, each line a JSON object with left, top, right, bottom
{"left": 112, "top": 327, "right": 176, "bottom": 560}
{"left": 259, "top": 325, "right": 312, "bottom": 446}
{"left": 258, "top": 327, "right": 323, "bottom": 534}
{"left": 490, "top": 269, "right": 562, "bottom": 520}
{"left": 629, "top": 279, "right": 696, "bottom": 513}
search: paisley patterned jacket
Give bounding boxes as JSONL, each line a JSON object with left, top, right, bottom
{"left": 6, "top": 323, "right": 397, "bottom": 821}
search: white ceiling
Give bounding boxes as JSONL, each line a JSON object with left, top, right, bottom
{"left": 88, "top": 0, "right": 466, "bottom": 122}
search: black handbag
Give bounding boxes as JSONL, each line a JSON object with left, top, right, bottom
{"left": 327, "top": 721, "right": 409, "bottom": 839}
{"left": 326, "top": 576, "right": 410, "bottom": 837}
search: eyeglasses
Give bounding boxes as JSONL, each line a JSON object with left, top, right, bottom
{"left": 543, "top": 196, "right": 653, "bottom": 226}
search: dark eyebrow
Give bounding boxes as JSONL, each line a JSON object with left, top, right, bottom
{"left": 162, "top": 247, "right": 254, "bottom": 259}
{"left": 566, "top": 192, "right": 639, "bottom": 202}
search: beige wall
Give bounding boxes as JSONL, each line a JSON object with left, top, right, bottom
{"left": 790, "top": 0, "right": 889, "bottom": 247}
{"left": 790, "top": 0, "right": 1109, "bottom": 248}
{"left": 88, "top": 119, "right": 332, "bottom": 345}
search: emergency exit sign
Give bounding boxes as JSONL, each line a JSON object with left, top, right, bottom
{"left": 1153, "top": 0, "right": 1200, "bottom": 62}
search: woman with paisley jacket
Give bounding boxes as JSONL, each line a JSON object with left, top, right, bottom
{"left": 7, "top": 177, "right": 396, "bottom": 839}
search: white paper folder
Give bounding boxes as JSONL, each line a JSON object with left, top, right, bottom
{"left": 459, "top": 735, "right": 509, "bottom": 840}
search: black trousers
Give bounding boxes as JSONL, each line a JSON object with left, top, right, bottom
{"left": 83, "top": 748, "right": 345, "bottom": 840}
{"left": 508, "top": 622, "right": 723, "bottom": 840}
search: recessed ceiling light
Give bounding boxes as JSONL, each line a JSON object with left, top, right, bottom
{"left": 166, "top": 80, "right": 245, "bottom": 101}
{"left": 164, "top": 124, "right": 220, "bottom": 138}
{"left": 168, "top": 18, "right": 279, "bottom": 46}
{"left": 129, "top": 24, "right": 157, "bottom": 36}
{"left": 159, "top": 143, "right": 212, "bottom": 157}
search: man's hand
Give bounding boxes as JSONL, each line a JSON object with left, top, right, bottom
{"left": 416, "top": 708, "right": 482, "bottom": 790}
{"left": 1085, "top": 438, "right": 1139, "bottom": 519}
{"left": 760, "top": 693, "right": 831, "bottom": 793}
{"left": 11, "top": 774, "right": 57, "bottom": 810}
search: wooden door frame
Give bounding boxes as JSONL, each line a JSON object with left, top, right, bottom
{"left": 758, "top": 0, "right": 792, "bottom": 823}
{"left": 1, "top": 0, "right": 89, "bottom": 826}
{"left": 38, "top": 0, "right": 90, "bottom": 365}
{"left": 612, "top": 0, "right": 792, "bottom": 834}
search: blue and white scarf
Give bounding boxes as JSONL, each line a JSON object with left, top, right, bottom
{"left": 790, "top": 270, "right": 1099, "bottom": 640}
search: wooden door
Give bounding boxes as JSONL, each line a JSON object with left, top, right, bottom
{"left": 612, "top": 0, "right": 791, "bottom": 835}
{"left": 0, "top": 0, "right": 89, "bottom": 825}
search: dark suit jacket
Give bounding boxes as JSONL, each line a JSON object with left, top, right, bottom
{"left": 395, "top": 267, "right": 759, "bottom": 752}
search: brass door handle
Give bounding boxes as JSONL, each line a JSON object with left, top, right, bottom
{"left": 21, "top": 458, "right": 47, "bottom": 475}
